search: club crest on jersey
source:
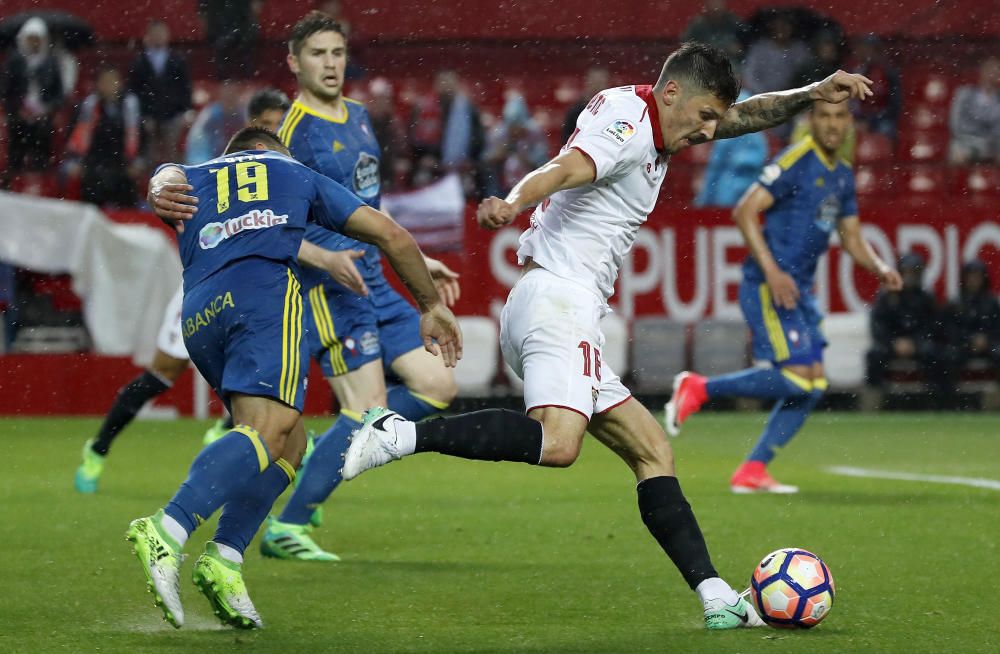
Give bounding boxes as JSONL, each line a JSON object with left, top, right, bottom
{"left": 198, "top": 209, "right": 289, "bottom": 249}
{"left": 353, "top": 152, "right": 380, "bottom": 199}
{"left": 601, "top": 120, "right": 636, "bottom": 145}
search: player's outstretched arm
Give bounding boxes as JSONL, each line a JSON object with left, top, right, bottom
{"left": 148, "top": 165, "right": 198, "bottom": 227}
{"left": 838, "top": 217, "right": 903, "bottom": 291}
{"left": 477, "top": 149, "right": 596, "bottom": 230}
{"left": 343, "top": 206, "right": 463, "bottom": 366}
{"left": 732, "top": 184, "right": 799, "bottom": 309}
{"left": 714, "top": 70, "right": 874, "bottom": 140}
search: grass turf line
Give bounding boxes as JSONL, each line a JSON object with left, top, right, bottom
{"left": 0, "top": 413, "right": 998, "bottom": 653}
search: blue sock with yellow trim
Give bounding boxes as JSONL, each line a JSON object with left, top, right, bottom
{"left": 387, "top": 385, "right": 449, "bottom": 422}
{"left": 164, "top": 425, "right": 273, "bottom": 535}
{"left": 276, "top": 412, "right": 360, "bottom": 525}
{"left": 705, "top": 367, "right": 811, "bottom": 400}
{"left": 214, "top": 458, "right": 295, "bottom": 555}
{"left": 746, "top": 379, "right": 825, "bottom": 464}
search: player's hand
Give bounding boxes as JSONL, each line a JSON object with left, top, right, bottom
{"left": 419, "top": 304, "right": 463, "bottom": 368}
{"left": 424, "top": 256, "right": 461, "bottom": 307}
{"left": 809, "top": 70, "right": 875, "bottom": 104}
{"left": 322, "top": 249, "right": 368, "bottom": 296}
{"left": 878, "top": 267, "right": 903, "bottom": 292}
{"left": 149, "top": 182, "right": 198, "bottom": 222}
{"left": 477, "top": 196, "right": 519, "bottom": 230}
{"left": 766, "top": 270, "right": 800, "bottom": 310}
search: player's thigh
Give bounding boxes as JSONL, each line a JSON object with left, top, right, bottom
{"left": 588, "top": 397, "right": 675, "bottom": 480}
{"left": 304, "top": 280, "right": 381, "bottom": 378}
{"left": 389, "top": 346, "right": 457, "bottom": 404}
{"left": 156, "top": 285, "right": 189, "bottom": 363}
{"left": 373, "top": 285, "right": 426, "bottom": 368}
{"left": 149, "top": 349, "right": 189, "bottom": 383}
{"left": 327, "top": 358, "right": 388, "bottom": 413}
{"left": 740, "top": 280, "right": 813, "bottom": 366}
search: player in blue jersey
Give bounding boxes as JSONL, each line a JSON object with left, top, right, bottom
{"left": 666, "top": 100, "right": 902, "bottom": 493}
{"left": 125, "top": 126, "right": 461, "bottom": 629}
{"left": 258, "top": 12, "right": 461, "bottom": 561}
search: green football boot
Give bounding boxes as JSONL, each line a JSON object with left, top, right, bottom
{"left": 191, "top": 542, "right": 263, "bottom": 629}
{"left": 124, "top": 510, "right": 185, "bottom": 628}
{"left": 259, "top": 517, "right": 340, "bottom": 562}
{"left": 74, "top": 439, "right": 105, "bottom": 493}
{"left": 703, "top": 594, "right": 766, "bottom": 630}
{"left": 201, "top": 419, "right": 229, "bottom": 447}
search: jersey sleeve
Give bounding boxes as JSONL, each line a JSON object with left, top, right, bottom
{"left": 568, "top": 98, "right": 646, "bottom": 182}
{"left": 756, "top": 158, "right": 796, "bottom": 203}
{"left": 839, "top": 172, "right": 859, "bottom": 218}
{"left": 308, "top": 169, "right": 365, "bottom": 232}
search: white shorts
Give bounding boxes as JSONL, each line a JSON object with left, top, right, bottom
{"left": 500, "top": 268, "right": 631, "bottom": 420}
{"left": 156, "top": 285, "right": 189, "bottom": 360}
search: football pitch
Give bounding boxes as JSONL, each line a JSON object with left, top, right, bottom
{"left": 2, "top": 412, "right": 998, "bottom": 653}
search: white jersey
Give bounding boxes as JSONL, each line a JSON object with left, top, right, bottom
{"left": 517, "top": 84, "right": 668, "bottom": 304}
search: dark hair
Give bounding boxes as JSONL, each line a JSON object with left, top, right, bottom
{"left": 654, "top": 42, "right": 740, "bottom": 106}
{"left": 224, "top": 127, "right": 287, "bottom": 154}
{"left": 247, "top": 88, "right": 291, "bottom": 120}
{"left": 288, "top": 11, "right": 347, "bottom": 56}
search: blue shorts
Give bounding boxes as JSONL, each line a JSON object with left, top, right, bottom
{"left": 183, "top": 259, "right": 307, "bottom": 411}
{"left": 740, "top": 279, "right": 826, "bottom": 366}
{"left": 303, "top": 276, "right": 423, "bottom": 378}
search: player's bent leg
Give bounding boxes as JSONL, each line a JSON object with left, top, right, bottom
{"left": 732, "top": 363, "right": 815, "bottom": 494}
{"left": 388, "top": 347, "right": 458, "bottom": 420}
{"left": 77, "top": 351, "right": 188, "bottom": 493}
{"left": 527, "top": 405, "right": 588, "bottom": 468}
{"left": 588, "top": 399, "right": 764, "bottom": 630}
{"left": 342, "top": 406, "right": 551, "bottom": 480}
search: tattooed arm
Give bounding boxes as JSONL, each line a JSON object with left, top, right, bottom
{"left": 714, "top": 70, "right": 874, "bottom": 140}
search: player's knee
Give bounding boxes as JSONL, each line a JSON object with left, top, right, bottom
{"left": 149, "top": 354, "right": 188, "bottom": 383}
{"left": 539, "top": 428, "right": 583, "bottom": 467}
{"left": 627, "top": 433, "right": 674, "bottom": 473}
{"left": 410, "top": 370, "right": 458, "bottom": 405}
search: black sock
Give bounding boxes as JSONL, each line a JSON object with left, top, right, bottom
{"left": 414, "top": 409, "right": 543, "bottom": 464}
{"left": 222, "top": 414, "right": 234, "bottom": 430}
{"left": 91, "top": 371, "right": 170, "bottom": 456}
{"left": 637, "top": 475, "right": 719, "bottom": 590}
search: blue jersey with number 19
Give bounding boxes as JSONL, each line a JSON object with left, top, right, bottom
{"left": 172, "top": 149, "right": 364, "bottom": 289}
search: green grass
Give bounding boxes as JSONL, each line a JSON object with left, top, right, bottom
{"left": 2, "top": 412, "right": 999, "bottom": 653}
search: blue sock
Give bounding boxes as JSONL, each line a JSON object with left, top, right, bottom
{"left": 214, "top": 459, "right": 295, "bottom": 555}
{"left": 706, "top": 367, "right": 811, "bottom": 400}
{"left": 747, "top": 382, "right": 825, "bottom": 464}
{"left": 276, "top": 412, "right": 360, "bottom": 525}
{"left": 164, "top": 426, "right": 272, "bottom": 535}
{"left": 387, "top": 385, "right": 448, "bottom": 422}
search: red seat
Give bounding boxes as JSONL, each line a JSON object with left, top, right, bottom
{"left": 897, "top": 130, "right": 948, "bottom": 163}
{"left": 904, "top": 103, "right": 948, "bottom": 131}
{"left": 855, "top": 131, "right": 894, "bottom": 164}
{"left": 909, "top": 72, "right": 953, "bottom": 106}
{"left": 957, "top": 166, "right": 1000, "bottom": 196}
{"left": 900, "top": 165, "right": 947, "bottom": 193}
{"left": 854, "top": 164, "right": 899, "bottom": 197}
{"left": 8, "top": 173, "right": 60, "bottom": 198}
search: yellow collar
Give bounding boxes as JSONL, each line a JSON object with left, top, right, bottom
{"left": 292, "top": 98, "right": 349, "bottom": 124}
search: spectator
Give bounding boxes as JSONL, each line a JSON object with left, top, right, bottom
{"left": 198, "top": 0, "right": 261, "bottom": 79}
{"left": 128, "top": 20, "right": 193, "bottom": 167}
{"left": 409, "top": 70, "right": 486, "bottom": 195}
{"left": 694, "top": 90, "right": 767, "bottom": 207}
{"left": 791, "top": 31, "right": 842, "bottom": 90}
{"left": 942, "top": 260, "right": 1000, "bottom": 381}
{"left": 681, "top": 0, "right": 745, "bottom": 65}
{"left": 848, "top": 35, "right": 902, "bottom": 142}
{"left": 366, "top": 78, "right": 408, "bottom": 193}
{"left": 52, "top": 35, "right": 79, "bottom": 100}
{"left": 64, "top": 65, "right": 141, "bottom": 207}
{"left": 866, "top": 253, "right": 949, "bottom": 395}
{"left": 742, "top": 13, "right": 810, "bottom": 94}
{"left": 246, "top": 88, "right": 290, "bottom": 132}
{"left": 948, "top": 57, "right": 1000, "bottom": 165}
{"left": 185, "top": 80, "right": 246, "bottom": 164}
{"left": 561, "top": 66, "right": 610, "bottom": 144}
{"left": 1, "top": 17, "right": 64, "bottom": 175}
{"left": 484, "top": 93, "right": 549, "bottom": 197}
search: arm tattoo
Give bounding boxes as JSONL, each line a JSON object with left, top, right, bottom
{"left": 715, "top": 88, "right": 813, "bottom": 140}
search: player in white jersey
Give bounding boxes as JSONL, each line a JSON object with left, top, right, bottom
{"left": 342, "top": 43, "right": 874, "bottom": 630}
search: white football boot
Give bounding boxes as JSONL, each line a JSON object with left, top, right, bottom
{"left": 342, "top": 407, "right": 407, "bottom": 480}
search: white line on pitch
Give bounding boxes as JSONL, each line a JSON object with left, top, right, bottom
{"left": 825, "top": 466, "right": 1000, "bottom": 491}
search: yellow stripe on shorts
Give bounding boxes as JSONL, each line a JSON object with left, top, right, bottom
{"left": 280, "top": 269, "right": 302, "bottom": 405}
{"left": 309, "top": 285, "right": 348, "bottom": 376}
{"left": 759, "top": 284, "right": 791, "bottom": 362}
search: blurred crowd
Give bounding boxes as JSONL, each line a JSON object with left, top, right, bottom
{"left": 1, "top": 1, "right": 998, "bottom": 210}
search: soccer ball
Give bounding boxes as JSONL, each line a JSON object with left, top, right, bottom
{"left": 749, "top": 548, "right": 835, "bottom": 628}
